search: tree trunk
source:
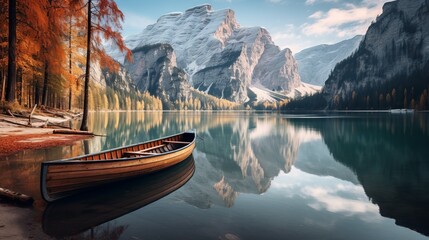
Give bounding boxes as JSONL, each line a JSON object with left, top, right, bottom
{"left": 52, "top": 91, "right": 55, "bottom": 108}
{"left": 41, "top": 61, "right": 48, "bottom": 106}
{"left": 28, "top": 79, "right": 31, "bottom": 107}
{"left": 35, "top": 81, "right": 40, "bottom": 106}
{"left": 6, "top": 0, "right": 17, "bottom": 102}
{"left": 1, "top": 69, "right": 6, "bottom": 101}
{"left": 17, "top": 67, "right": 22, "bottom": 105}
{"left": 68, "top": 15, "right": 72, "bottom": 111}
{"left": 69, "top": 82, "right": 72, "bottom": 110}
{"left": 42, "top": 0, "right": 52, "bottom": 107}
{"left": 80, "top": 0, "right": 91, "bottom": 131}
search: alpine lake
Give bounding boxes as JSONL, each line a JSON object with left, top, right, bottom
{"left": 0, "top": 111, "right": 428, "bottom": 240}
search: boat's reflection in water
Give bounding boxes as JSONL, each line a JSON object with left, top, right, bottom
{"left": 42, "top": 155, "right": 195, "bottom": 238}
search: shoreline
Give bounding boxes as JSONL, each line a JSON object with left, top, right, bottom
{"left": 0, "top": 113, "right": 91, "bottom": 158}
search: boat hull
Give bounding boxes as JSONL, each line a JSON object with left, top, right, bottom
{"left": 41, "top": 131, "right": 196, "bottom": 202}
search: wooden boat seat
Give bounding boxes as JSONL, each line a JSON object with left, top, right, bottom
{"left": 123, "top": 144, "right": 166, "bottom": 157}
{"left": 124, "top": 151, "right": 158, "bottom": 156}
{"left": 163, "top": 140, "right": 190, "bottom": 144}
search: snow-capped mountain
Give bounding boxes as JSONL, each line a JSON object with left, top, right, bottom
{"left": 112, "top": 5, "right": 302, "bottom": 103}
{"left": 295, "top": 35, "right": 363, "bottom": 86}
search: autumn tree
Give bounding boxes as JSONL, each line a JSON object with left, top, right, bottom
{"left": 0, "top": 0, "right": 7, "bottom": 101}
{"left": 66, "top": 0, "right": 86, "bottom": 110}
{"left": 2, "top": 0, "right": 48, "bottom": 104}
{"left": 6, "top": 0, "right": 17, "bottom": 102}
{"left": 1, "top": 0, "right": 76, "bottom": 107}
{"left": 80, "top": 0, "right": 131, "bottom": 131}
{"left": 40, "top": 0, "right": 66, "bottom": 107}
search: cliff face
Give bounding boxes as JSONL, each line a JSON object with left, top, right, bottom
{"left": 125, "top": 44, "right": 191, "bottom": 104}
{"left": 192, "top": 43, "right": 251, "bottom": 102}
{"left": 91, "top": 60, "right": 136, "bottom": 94}
{"left": 253, "top": 47, "right": 301, "bottom": 91}
{"left": 114, "top": 5, "right": 301, "bottom": 103}
{"left": 322, "top": 0, "right": 429, "bottom": 109}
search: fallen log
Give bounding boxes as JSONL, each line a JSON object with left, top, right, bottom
{"left": 1, "top": 119, "right": 33, "bottom": 127}
{"left": 43, "top": 109, "right": 66, "bottom": 118}
{"left": 53, "top": 129, "right": 94, "bottom": 135}
{"left": 47, "top": 123, "right": 72, "bottom": 129}
{"left": 0, "top": 187, "right": 33, "bottom": 205}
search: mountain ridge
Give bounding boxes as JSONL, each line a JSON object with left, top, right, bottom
{"left": 109, "top": 4, "right": 305, "bottom": 104}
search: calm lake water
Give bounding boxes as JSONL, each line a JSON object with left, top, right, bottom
{"left": 1, "top": 111, "right": 429, "bottom": 240}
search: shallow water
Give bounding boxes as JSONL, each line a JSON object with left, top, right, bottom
{"left": 1, "top": 112, "right": 428, "bottom": 240}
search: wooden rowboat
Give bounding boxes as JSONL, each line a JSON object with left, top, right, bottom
{"left": 42, "top": 156, "right": 195, "bottom": 237}
{"left": 41, "top": 130, "right": 196, "bottom": 202}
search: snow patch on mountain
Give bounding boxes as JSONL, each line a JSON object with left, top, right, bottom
{"left": 295, "top": 35, "right": 363, "bottom": 86}
{"left": 248, "top": 83, "right": 320, "bottom": 103}
{"left": 285, "top": 83, "right": 322, "bottom": 99}
{"left": 249, "top": 86, "right": 279, "bottom": 103}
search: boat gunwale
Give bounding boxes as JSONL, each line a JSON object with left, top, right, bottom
{"left": 41, "top": 130, "right": 196, "bottom": 165}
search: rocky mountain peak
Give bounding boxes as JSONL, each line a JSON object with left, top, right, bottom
{"left": 108, "top": 5, "right": 303, "bottom": 103}
{"left": 185, "top": 4, "right": 213, "bottom": 14}
{"left": 322, "top": 0, "right": 429, "bottom": 109}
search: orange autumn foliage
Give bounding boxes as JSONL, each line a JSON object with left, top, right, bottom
{"left": 90, "top": 0, "right": 132, "bottom": 72}
{"left": 1, "top": 0, "right": 130, "bottom": 110}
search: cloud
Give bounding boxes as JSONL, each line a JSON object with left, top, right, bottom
{"left": 309, "top": 11, "right": 324, "bottom": 19}
{"left": 302, "top": 0, "right": 387, "bottom": 38}
{"left": 302, "top": 184, "right": 380, "bottom": 216}
{"left": 271, "top": 167, "right": 382, "bottom": 222}
{"left": 272, "top": 24, "right": 313, "bottom": 53}
{"left": 267, "top": 0, "right": 283, "bottom": 3}
{"left": 306, "top": 0, "right": 340, "bottom": 5}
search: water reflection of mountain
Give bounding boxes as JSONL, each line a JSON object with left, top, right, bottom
{"left": 194, "top": 115, "right": 363, "bottom": 208}
{"left": 96, "top": 112, "right": 353, "bottom": 209}
{"left": 294, "top": 140, "right": 359, "bottom": 184}
{"left": 84, "top": 112, "right": 360, "bottom": 209}
{"left": 177, "top": 116, "right": 308, "bottom": 208}
{"left": 289, "top": 115, "right": 429, "bottom": 236}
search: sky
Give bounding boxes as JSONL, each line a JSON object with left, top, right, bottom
{"left": 116, "top": 0, "right": 390, "bottom": 54}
